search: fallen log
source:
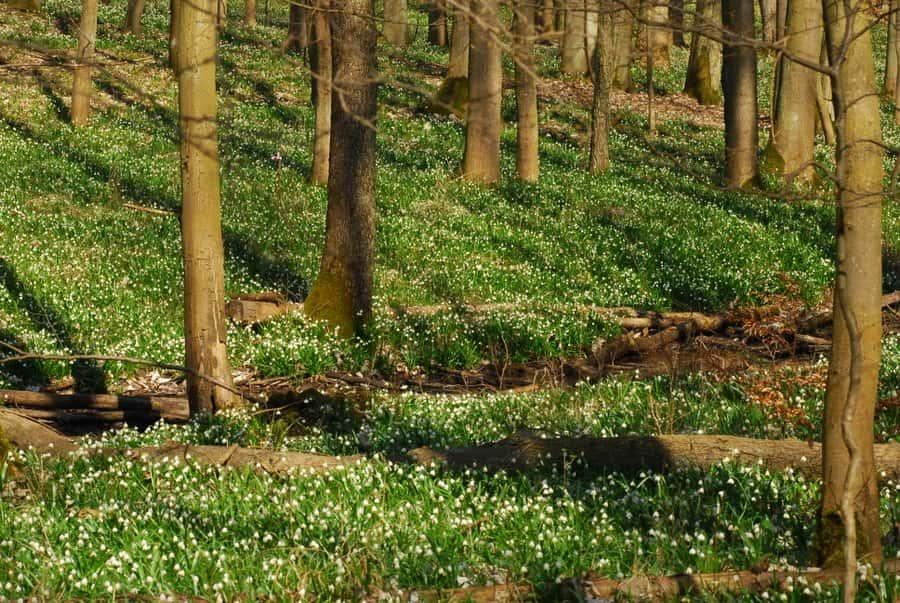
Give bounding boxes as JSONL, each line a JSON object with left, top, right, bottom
{"left": 225, "top": 295, "right": 303, "bottom": 325}
{"left": 0, "top": 389, "right": 189, "bottom": 421}
{"left": 407, "top": 430, "right": 900, "bottom": 480}
{"left": 10, "top": 408, "right": 173, "bottom": 425}
{"left": 0, "top": 409, "right": 79, "bottom": 454}
{"left": 593, "top": 325, "right": 684, "bottom": 364}
{"left": 801, "top": 290, "right": 900, "bottom": 332}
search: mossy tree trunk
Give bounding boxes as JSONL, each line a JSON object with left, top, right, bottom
{"left": 283, "top": 2, "right": 309, "bottom": 54}
{"left": 817, "top": 0, "right": 884, "bottom": 581}
{"left": 124, "top": 0, "right": 145, "bottom": 35}
{"left": 722, "top": 0, "right": 758, "bottom": 188}
{"left": 589, "top": 1, "right": 611, "bottom": 174}
{"left": 303, "top": 0, "right": 377, "bottom": 337}
{"left": 561, "top": 0, "right": 588, "bottom": 74}
{"left": 763, "top": 0, "right": 821, "bottom": 185}
{"left": 310, "top": 0, "right": 331, "bottom": 185}
{"left": 462, "top": 0, "right": 502, "bottom": 185}
{"left": 384, "top": 0, "right": 408, "bottom": 46}
{"left": 175, "top": 0, "right": 239, "bottom": 414}
{"left": 683, "top": 0, "right": 721, "bottom": 105}
{"left": 514, "top": 0, "right": 538, "bottom": 181}
{"left": 611, "top": 0, "right": 634, "bottom": 90}
{"left": 70, "top": 0, "right": 99, "bottom": 127}
{"left": 428, "top": 0, "right": 447, "bottom": 46}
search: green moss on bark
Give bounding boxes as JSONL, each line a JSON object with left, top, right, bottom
{"left": 422, "top": 76, "right": 468, "bottom": 119}
{"left": 303, "top": 269, "right": 355, "bottom": 337}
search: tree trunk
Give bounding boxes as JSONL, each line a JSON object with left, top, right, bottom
{"left": 169, "top": 0, "right": 179, "bottom": 69}
{"left": 124, "top": 0, "right": 145, "bottom": 35}
{"left": 683, "top": 0, "right": 722, "bottom": 105}
{"left": 538, "top": 0, "right": 555, "bottom": 35}
{"left": 759, "top": 0, "right": 776, "bottom": 43}
{"left": 763, "top": 0, "right": 821, "bottom": 185}
{"left": 514, "top": 0, "right": 539, "bottom": 181}
{"left": 722, "top": 0, "right": 758, "bottom": 189}
{"left": 818, "top": 0, "right": 884, "bottom": 574}
{"left": 647, "top": 2, "right": 669, "bottom": 67}
{"left": 428, "top": 0, "right": 447, "bottom": 46}
{"left": 70, "top": 0, "right": 99, "bottom": 127}
{"left": 589, "top": 2, "right": 612, "bottom": 174}
{"left": 462, "top": 0, "right": 502, "bottom": 185}
{"left": 776, "top": 0, "right": 787, "bottom": 40}
{"left": 816, "top": 40, "right": 836, "bottom": 145}
{"left": 561, "top": 0, "right": 588, "bottom": 74}
{"left": 670, "top": 0, "right": 685, "bottom": 47}
{"left": 448, "top": 1, "right": 470, "bottom": 78}
{"left": 310, "top": 0, "right": 332, "bottom": 186}
{"left": 303, "top": 0, "right": 377, "bottom": 337}
{"left": 611, "top": 0, "right": 634, "bottom": 90}
{"left": 175, "top": 0, "right": 238, "bottom": 414}
{"left": 283, "top": 2, "right": 309, "bottom": 54}
{"left": 244, "top": 0, "right": 256, "bottom": 26}
{"left": 885, "top": 0, "right": 900, "bottom": 98}
{"left": 384, "top": 0, "right": 408, "bottom": 46}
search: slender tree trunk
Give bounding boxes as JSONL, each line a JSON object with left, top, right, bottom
{"left": 885, "top": 0, "right": 900, "bottom": 97}
{"left": 71, "top": 0, "right": 99, "bottom": 127}
{"left": 124, "top": 0, "right": 145, "bottom": 35}
{"left": 722, "top": 0, "right": 758, "bottom": 188}
{"left": 763, "top": 0, "right": 821, "bottom": 185}
{"left": 670, "top": 0, "right": 686, "bottom": 47}
{"left": 818, "top": 0, "right": 884, "bottom": 580}
{"left": 169, "top": 0, "right": 178, "bottom": 69}
{"left": 776, "top": 0, "right": 787, "bottom": 40}
{"left": 611, "top": 0, "right": 634, "bottom": 90}
{"left": 428, "top": 0, "right": 447, "bottom": 46}
{"left": 310, "top": 0, "right": 332, "bottom": 185}
{"left": 217, "top": 0, "right": 227, "bottom": 25}
{"left": 589, "top": 0, "right": 611, "bottom": 173}
{"left": 515, "top": 0, "right": 539, "bottom": 181}
{"left": 174, "top": 0, "right": 238, "bottom": 414}
{"left": 462, "top": 0, "right": 502, "bottom": 184}
{"left": 283, "top": 2, "right": 309, "bottom": 54}
{"left": 448, "top": 1, "right": 470, "bottom": 78}
{"left": 562, "top": 0, "right": 588, "bottom": 74}
{"left": 244, "top": 0, "right": 256, "bottom": 26}
{"left": 303, "top": 0, "right": 377, "bottom": 337}
{"left": 759, "top": 0, "right": 776, "bottom": 43}
{"left": 538, "top": 0, "right": 555, "bottom": 35}
{"left": 384, "top": 0, "right": 408, "bottom": 46}
{"left": 684, "top": 0, "right": 722, "bottom": 105}
{"left": 646, "top": 11, "right": 656, "bottom": 135}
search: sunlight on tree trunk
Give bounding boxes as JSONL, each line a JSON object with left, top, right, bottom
{"left": 684, "top": 0, "right": 722, "bottom": 105}
{"left": 310, "top": 0, "right": 331, "bottom": 186}
{"left": 514, "top": 0, "right": 539, "bottom": 181}
{"left": 384, "top": 0, "right": 408, "bottom": 46}
{"left": 589, "top": 1, "right": 612, "bottom": 174}
{"left": 759, "top": 0, "right": 776, "bottom": 43}
{"left": 886, "top": 0, "right": 900, "bottom": 99}
{"left": 562, "top": 0, "right": 588, "bottom": 74}
{"left": 611, "top": 0, "right": 634, "bottom": 90}
{"left": 818, "top": 2, "right": 884, "bottom": 595}
{"left": 244, "top": 0, "right": 256, "bottom": 26}
{"left": 175, "top": 0, "right": 238, "bottom": 414}
{"left": 722, "top": 0, "right": 758, "bottom": 189}
{"left": 647, "top": 1, "right": 669, "bottom": 67}
{"left": 462, "top": 0, "right": 502, "bottom": 185}
{"left": 70, "top": 0, "right": 99, "bottom": 127}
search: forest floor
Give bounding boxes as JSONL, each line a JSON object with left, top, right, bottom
{"left": 0, "top": 0, "right": 899, "bottom": 600}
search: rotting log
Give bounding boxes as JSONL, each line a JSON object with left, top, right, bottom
{"left": 0, "top": 409, "right": 78, "bottom": 454}
{"left": 0, "top": 390, "right": 188, "bottom": 421}
{"left": 407, "top": 430, "right": 900, "bottom": 480}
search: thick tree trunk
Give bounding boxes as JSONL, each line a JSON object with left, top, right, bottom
{"left": 561, "top": 0, "right": 588, "bottom": 74}
{"left": 448, "top": 1, "right": 470, "bottom": 78}
{"left": 244, "top": 0, "right": 256, "bottom": 26}
{"left": 428, "top": 0, "right": 447, "bottom": 46}
{"left": 611, "top": 0, "right": 634, "bottom": 90}
{"left": 670, "top": 0, "right": 685, "bottom": 47}
{"left": 885, "top": 0, "right": 900, "bottom": 98}
{"left": 759, "top": 0, "right": 776, "bottom": 43}
{"left": 722, "top": 0, "right": 758, "bottom": 188}
{"left": 683, "top": 0, "right": 722, "bottom": 105}
{"left": 175, "top": 0, "right": 238, "bottom": 414}
{"left": 818, "top": 0, "right": 884, "bottom": 574}
{"left": 70, "top": 0, "right": 99, "bottom": 127}
{"left": 303, "top": 0, "right": 377, "bottom": 337}
{"left": 514, "top": 0, "right": 539, "bottom": 181}
{"left": 776, "top": 0, "right": 787, "bottom": 40}
{"left": 462, "top": 0, "right": 502, "bottom": 185}
{"left": 589, "top": 2, "right": 611, "bottom": 174}
{"left": 310, "top": 0, "right": 331, "bottom": 186}
{"left": 763, "top": 0, "right": 821, "bottom": 185}
{"left": 124, "top": 0, "right": 145, "bottom": 35}
{"left": 647, "top": 2, "right": 669, "bottom": 67}
{"left": 538, "top": 0, "right": 555, "bottom": 35}
{"left": 384, "top": 0, "right": 408, "bottom": 46}
{"left": 283, "top": 2, "right": 309, "bottom": 54}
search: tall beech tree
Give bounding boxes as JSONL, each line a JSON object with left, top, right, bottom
{"left": 174, "top": 0, "right": 238, "bottom": 413}
{"left": 462, "top": 0, "right": 502, "bottom": 184}
{"left": 721, "top": 0, "right": 758, "bottom": 188}
{"left": 684, "top": 0, "right": 722, "bottom": 105}
{"left": 646, "top": 1, "right": 669, "bottom": 67}
{"left": 562, "top": 0, "right": 589, "bottom": 74}
{"left": 759, "top": 0, "right": 776, "bottom": 42}
{"left": 514, "top": 0, "right": 538, "bottom": 181}
{"left": 589, "top": 2, "right": 612, "bottom": 174}
{"left": 310, "top": 0, "right": 332, "bottom": 185}
{"left": 303, "top": 0, "right": 377, "bottom": 336}
{"left": 818, "top": 0, "right": 884, "bottom": 590}
{"left": 763, "top": 0, "right": 821, "bottom": 185}
{"left": 428, "top": 0, "right": 447, "bottom": 46}
{"left": 885, "top": 0, "right": 900, "bottom": 98}
{"left": 384, "top": 0, "right": 408, "bottom": 46}
{"left": 611, "top": 0, "right": 634, "bottom": 90}
{"left": 70, "top": 0, "right": 99, "bottom": 127}
{"left": 283, "top": 2, "right": 309, "bottom": 54}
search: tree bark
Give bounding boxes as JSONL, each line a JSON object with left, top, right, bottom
{"left": 684, "top": 0, "right": 722, "bottom": 105}
{"left": 462, "top": 0, "right": 502, "bottom": 185}
{"left": 647, "top": 1, "right": 669, "bottom": 67}
{"left": 283, "top": 2, "right": 309, "bottom": 54}
{"left": 303, "top": 0, "right": 377, "bottom": 337}
{"left": 175, "top": 0, "right": 238, "bottom": 414}
{"left": 722, "top": 0, "right": 758, "bottom": 188}
{"left": 448, "top": 1, "right": 470, "bottom": 78}
{"left": 408, "top": 430, "right": 900, "bottom": 481}
{"left": 763, "top": 0, "right": 821, "bottom": 185}
{"left": 70, "top": 0, "right": 99, "bottom": 127}
{"left": 670, "top": 0, "right": 685, "bottom": 47}
{"left": 561, "top": 0, "right": 588, "bottom": 74}
{"left": 589, "top": 2, "right": 611, "bottom": 174}
{"left": 384, "top": 0, "right": 408, "bottom": 46}
{"left": 776, "top": 0, "right": 787, "bottom": 40}
{"left": 244, "top": 0, "right": 256, "bottom": 26}
{"left": 428, "top": 0, "right": 447, "bottom": 46}
{"left": 885, "top": 0, "right": 900, "bottom": 98}
{"left": 124, "top": 0, "right": 145, "bottom": 35}
{"left": 818, "top": 0, "right": 884, "bottom": 572}
{"left": 611, "top": 0, "right": 634, "bottom": 90}
{"left": 310, "top": 0, "right": 332, "bottom": 186}
{"left": 759, "top": 0, "right": 776, "bottom": 43}
{"left": 0, "top": 390, "right": 189, "bottom": 421}
{"left": 515, "top": 0, "right": 539, "bottom": 181}
{"left": 169, "top": 0, "right": 179, "bottom": 70}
